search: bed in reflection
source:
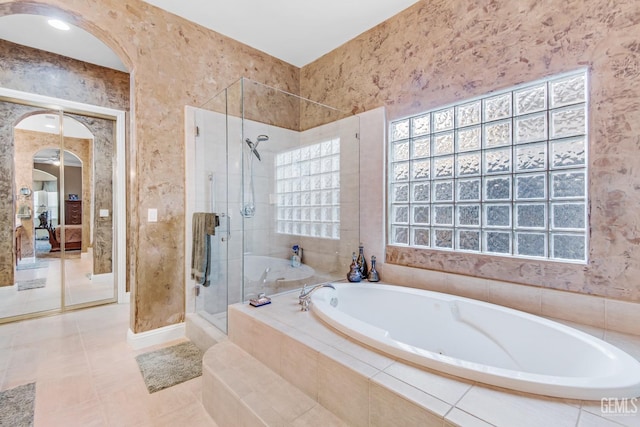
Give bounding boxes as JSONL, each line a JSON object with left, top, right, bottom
{"left": 47, "top": 224, "right": 82, "bottom": 252}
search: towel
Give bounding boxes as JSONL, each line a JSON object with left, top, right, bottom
{"left": 191, "top": 212, "right": 220, "bottom": 286}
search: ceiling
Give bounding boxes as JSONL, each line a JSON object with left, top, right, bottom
{"left": 140, "top": 0, "right": 420, "bottom": 67}
{"left": 0, "top": 14, "right": 127, "bottom": 72}
{"left": 0, "top": 1, "right": 420, "bottom": 70}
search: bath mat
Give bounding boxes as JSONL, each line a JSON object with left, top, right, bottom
{"left": 0, "top": 382, "right": 36, "bottom": 427}
{"left": 35, "top": 240, "right": 51, "bottom": 254}
{"left": 135, "top": 341, "right": 204, "bottom": 393}
{"left": 16, "top": 278, "right": 46, "bottom": 291}
{"left": 16, "top": 260, "right": 48, "bottom": 271}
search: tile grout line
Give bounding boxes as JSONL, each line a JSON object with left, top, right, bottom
{"left": 74, "top": 309, "right": 112, "bottom": 427}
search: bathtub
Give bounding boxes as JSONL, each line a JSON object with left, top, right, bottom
{"left": 244, "top": 255, "right": 315, "bottom": 294}
{"left": 310, "top": 282, "right": 640, "bottom": 400}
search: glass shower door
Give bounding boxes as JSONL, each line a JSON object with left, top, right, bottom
{"left": 191, "top": 83, "right": 238, "bottom": 333}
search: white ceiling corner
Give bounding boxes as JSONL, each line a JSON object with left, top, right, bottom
{"left": 0, "top": 1, "right": 420, "bottom": 70}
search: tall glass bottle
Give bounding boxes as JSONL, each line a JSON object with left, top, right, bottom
{"left": 356, "top": 243, "right": 368, "bottom": 278}
{"left": 368, "top": 255, "right": 380, "bottom": 282}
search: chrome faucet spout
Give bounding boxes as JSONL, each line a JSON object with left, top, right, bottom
{"left": 258, "top": 267, "right": 271, "bottom": 285}
{"left": 298, "top": 283, "right": 335, "bottom": 311}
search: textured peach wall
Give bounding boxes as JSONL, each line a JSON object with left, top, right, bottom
{"left": 1, "top": 0, "right": 299, "bottom": 332}
{"left": 302, "top": 0, "right": 640, "bottom": 302}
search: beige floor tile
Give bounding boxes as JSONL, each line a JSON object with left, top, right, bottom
{"left": 35, "top": 373, "right": 98, "bottom": 414}
{"left": 34, "top": 397, "right": 108, "bottom": 427}
{"left": 0, "top": 303, "right": 218, "bottom": 427}
{"left": 150, "top": 400, "right": 218, "bottom": 427}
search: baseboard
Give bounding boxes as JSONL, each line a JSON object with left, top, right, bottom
{"left": 127, "top": 322, "right": 186, "bottom": 350}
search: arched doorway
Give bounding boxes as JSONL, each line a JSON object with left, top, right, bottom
{"left": 0, "top": 8, "right": 130, "bottom": 322}
{"left": 0, "top": 96, "right": 126, "bottom": 320}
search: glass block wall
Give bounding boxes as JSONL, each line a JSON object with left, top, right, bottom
{"left": 276, "top": 139, "right": 341, "bottom": 239}
{"left": 389, "top": 69, "right": 588, "bottom": 261}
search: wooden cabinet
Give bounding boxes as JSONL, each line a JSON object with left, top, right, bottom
{"left": 65, "top": 200, "right": 82, "bottom": 225}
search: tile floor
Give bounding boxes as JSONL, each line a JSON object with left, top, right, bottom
{"left": 0, "top": 303, "right": 218, "bottom": 427}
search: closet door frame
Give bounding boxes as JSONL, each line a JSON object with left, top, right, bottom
{"left": 1, "top": 87, "right": 128, "bottom": 305}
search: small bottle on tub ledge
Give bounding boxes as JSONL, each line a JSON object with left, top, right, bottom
{"left": 367, "top": 255, "right": 380, "bottom": 282}
{"left": 356, "top": 243, "right": 368, "bottom": 278}
{"left": 291, "top": 245, "right": 302, "bottom": 267}
{"left": 347, "top": 252, "right": 362, "bottom": 282}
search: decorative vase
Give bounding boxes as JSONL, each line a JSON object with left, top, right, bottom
{"left": 368, "top": 255, "right": 380, "bottom": 282}
{"left": 356, "top": 243, "right": 368, "bottom": 278}
{"left": 347, "top": 252, "right": 362, "bottom": 282}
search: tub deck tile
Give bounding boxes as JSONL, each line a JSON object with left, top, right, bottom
{"left": 226, "top": 290, "right": 640, "bottom": 427}
{"left": 383, "top": 361, "right": 473, "bottom": 406}
{"left": 445, "top": 408, "right": 495, "bottom": 427}
{"left": 371, "top": 371, "right": 451, "bottom": 418}
{"left": 455, "top": 384, "right": 581, "bottom": 427}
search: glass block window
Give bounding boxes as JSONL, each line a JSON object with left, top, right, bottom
{"left": 389, "top": 70, "right": 588, "bottom": 262}
{"left": 276, "top": 139, "right": 340, "bottom": 239}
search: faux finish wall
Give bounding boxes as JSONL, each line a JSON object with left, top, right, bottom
{"left": 1, "top": 0, "right": 299, "bottom": 332}
{"left": 302, "top": 0, "right": 640, "bottom": 303}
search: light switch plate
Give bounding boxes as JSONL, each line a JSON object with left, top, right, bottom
{"left": 99, "top": 209, "right": 109, "bottom": 217}
{"left": 148, "top": 208, "right": 158, "bottom": 222}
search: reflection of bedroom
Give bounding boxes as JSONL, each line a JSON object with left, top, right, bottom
{"left": 12, "top": 122, "right": 92, "bottom": 260}
{"left": 32, "top": 156, "right": 83, "bottom": 254}
{"left": 33, "top": 168, "right": 58, "bottom": 237}
{"left": 8, "top": 112, "right": 114, "bottom": 286}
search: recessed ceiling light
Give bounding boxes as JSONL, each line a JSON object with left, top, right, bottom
{"left": 48, "top": 19, "right": 70, "bottom": 31}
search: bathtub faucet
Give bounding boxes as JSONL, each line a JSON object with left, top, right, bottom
{"left": 259, "top": 267, "right": 271, "bottom": 285}
{"left": 298, "top": 283, "right": 335, "bottom": 312}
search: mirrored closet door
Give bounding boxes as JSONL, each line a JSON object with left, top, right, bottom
{"left": 0, "top": 95, "right": 119, "bottom": 322}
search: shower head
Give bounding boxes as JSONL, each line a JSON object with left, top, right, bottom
{"left": 245, "top": 135, "right": 269, "bottom": 161}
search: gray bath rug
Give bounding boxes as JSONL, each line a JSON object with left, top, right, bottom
{"left": 0, "top": 382, "right": 36, "bottom": 427}
{"left": 16, "top": 278, "right": 46, "bottom": 291}
{"left": 135, "top": 341, "right": 204, "bottom": 393}
{"left": 35, "top": 240, "right": 51, "bottom": 254}
{"left": 16, "top": 260, "right": 48, "bottom": 271}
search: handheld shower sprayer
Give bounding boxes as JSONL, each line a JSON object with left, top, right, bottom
{"left": 245, "top": 134, "right": 268, "bottom": 161}
{"left": 242, "top": 134, "right": 269, "bottom": 218}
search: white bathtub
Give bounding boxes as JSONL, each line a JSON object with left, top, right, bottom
{"left": 310, "top": 282, "right": 640, "bottom": 400}
{"left": 244, "top": 255, "right": 315, "bottom": 293}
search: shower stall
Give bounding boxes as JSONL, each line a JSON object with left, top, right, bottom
{"left": 186, "top": 78, "right": 360, "bottom": 333}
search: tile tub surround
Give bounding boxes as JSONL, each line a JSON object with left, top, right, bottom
{"left": 373, "top": 264, "right": 640, "bottom": 337}
{"left": 224, "top": 290, "right": 640, "bottom": 427}
{"left": 356, "top": 104, "right": 640, "bottom": 337}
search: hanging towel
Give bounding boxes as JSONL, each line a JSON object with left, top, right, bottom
{"left": 191, "top": 212, "right": 220, "bottom": 286}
